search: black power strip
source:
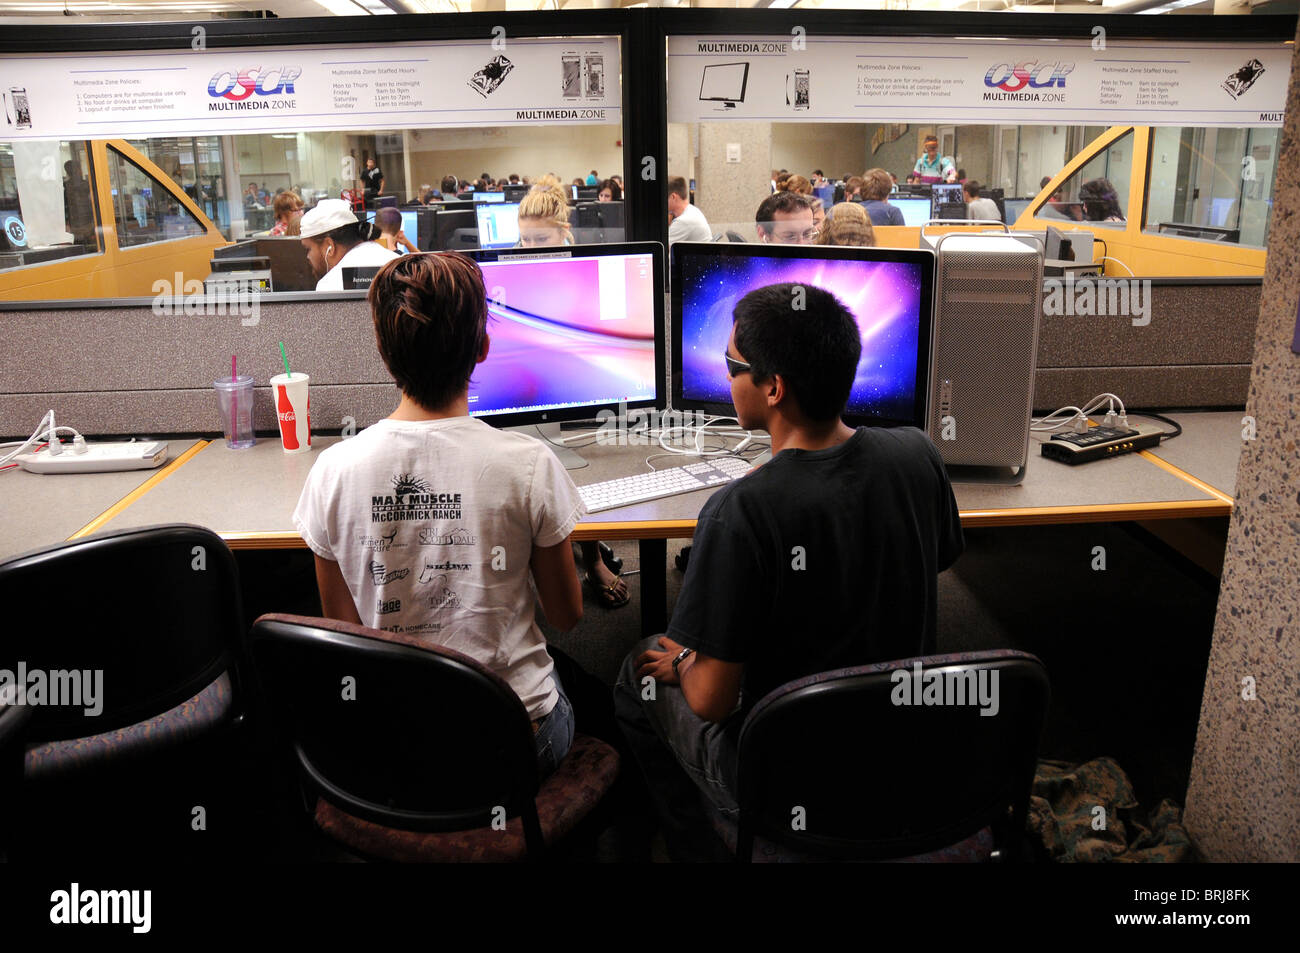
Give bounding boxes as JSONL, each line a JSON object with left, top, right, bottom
{"left": 1041, "top": 426, "right": 1163, "bottom": 465}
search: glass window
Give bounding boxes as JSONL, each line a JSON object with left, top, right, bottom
{"left": 0, "top": 140, "right": 102, "bottom": 273}
{"left": 1037, "top": 129, "right": 1132, "bottom": 226}
{"left": 106, "top": 146, "right": 206, "bottom": 248}
{"left": 1143, "top": 126, "right": 1276, "bottom": 247}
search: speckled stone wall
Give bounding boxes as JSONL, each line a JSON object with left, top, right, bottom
{"left": 1182, "top": 27, "right": 1300, "bottom": 862}
{"left": 695, "top": 122, "right": 772, "bottom": 234}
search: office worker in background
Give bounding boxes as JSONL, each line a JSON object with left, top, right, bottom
{"left": 777, "top": 175, "right": 824, "bottom": 233}
{"left": 963, "top": 180, "right": 1002, "bottom": 222}
{"left": 586, "top": 170, "right": 600, "bottom": 186}
{"left": 269, "top": 191, "right": 305, "bottom": 236}
{"left": 375, "top": 207, "right": 419, "bottom": 254}
{"left": 667, "top": 176, "right": 712, "bottom": 244}
{"left": 614, "top": 282, "right": 964, "bottom": 859}
{"left": 1079, "top": 178, "right": 1126, "bottom": 223}
{"left": 440, "top": 175, "right": 459, "bottom": 199}
{"left": 755, "top": 191, "right": 818, "bottom": 245}
{"left": 515, "top": 183, "right": 632, "bottom": 610}
{"left": 913, "top": 134, "right": 956, "bottom": 183}
{"left": 299, "top": 199, "right": 399, "bottom": 292}
{"left": 842, "top": 175, "right": 865, "bottom": 204}
{"left": 293, "top": 252, "right": 586, "bottom": 777}
{"left": 598, "top": 178, "right": 622, "bottom": 202}
{"left": 858, "top": 168, "right": 906, "bottom": 227}
{"left": 362, "top": 157, "right": 384, "bottom": 202}
{"left": 817, "top": 202, "right": 875, "bottom": 247}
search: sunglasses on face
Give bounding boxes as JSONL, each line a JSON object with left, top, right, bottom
{"left": 724, "top": 351, "right": 752, "bottom": 378}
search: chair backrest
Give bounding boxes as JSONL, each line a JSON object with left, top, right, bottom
{"left": 248, "top": 614, "right": 544, "bottom": 847}
{"left": 736, "top": 650, "right": 1049, "bottom": 861}
{"left": 725, "top": 230, "right": 747, "bottom": 243}
{"left": 0, "top": 524, "right": 243, "bottom": 741}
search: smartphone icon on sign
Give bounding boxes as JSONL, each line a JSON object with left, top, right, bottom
{"left": 788, "top": 70, "right": 809, "bottom": 110}
{"left": 8, "top": 87, "right": 31, "bottom": 129}
{"left": 584, "top": 54, "right": 605, "bottom": 98}
{"left": 562, "top": 53, "right": 581, "bottom": 99}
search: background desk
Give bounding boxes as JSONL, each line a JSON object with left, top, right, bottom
{"left": 0, "top": 440, "right": 204, "bottom": 562}
{"left": 49, "top": 413, "right": 1236, "bottom": 633}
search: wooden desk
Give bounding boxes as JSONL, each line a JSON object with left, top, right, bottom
{"left": 4, "top": 414, "right": 1239, "bottom": 633}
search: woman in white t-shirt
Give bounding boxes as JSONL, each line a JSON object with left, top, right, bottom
{"left": 293, "top": 252, "right": 586, "bottom": 775}
{"left": 299, "top": 198, "right": 400, "bottom": 292}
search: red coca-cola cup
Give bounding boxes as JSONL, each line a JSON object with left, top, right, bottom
{"left": 270, "top": 372, "right": 311, "bottom": 454}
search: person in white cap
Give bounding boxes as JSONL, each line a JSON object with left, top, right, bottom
{"left": 299, "top": 199, "right": 399, "bottom": 292}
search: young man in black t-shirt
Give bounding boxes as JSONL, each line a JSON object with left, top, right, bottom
{"left": 613, "top": 281, "right": 963, "bottom": 859}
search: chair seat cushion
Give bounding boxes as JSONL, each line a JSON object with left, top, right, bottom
{"left": 24, "top": 671, "right": 234, "bottom": 781}
{"left": 314, "top": 734, "right": 620, "bottom": 862}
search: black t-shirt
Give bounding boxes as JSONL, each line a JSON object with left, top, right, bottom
{"left": 363, "top": 166, "right": 383, "bottom": 194}
{"left": 667, "top": 426, "right": 963, "bottom": 712}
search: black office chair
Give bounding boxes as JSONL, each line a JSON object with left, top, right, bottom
{"left": 0, "top": 525, "right": 246, "bottom": 853}
{"left": 725, "top": 230, "right": 747, "bottom": 243}
{"left": 726, "top": 649, "right": 1049, "bottom": 862}
{"left": 0, "top": 683, "right": 32, "bottom": 858}
{"left": 249, "top": 613, "right": 620, "bottom": 862}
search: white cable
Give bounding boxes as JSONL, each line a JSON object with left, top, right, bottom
{"left": 1, "top": 412, "right": 86, "bottom": 468}
{"left": 1100, "top": 255, "right": 1135, "bottom": 277}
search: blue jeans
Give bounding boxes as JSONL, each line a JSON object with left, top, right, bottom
{"left": 534, "top": 673, "right": 574, "bottom": 779}
{"left": 613, "top": 636, "right": 741, "bottom": 860}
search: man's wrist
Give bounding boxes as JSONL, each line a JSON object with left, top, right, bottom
{"left": 671, "top": 646, "right": 695, "bottom": 679}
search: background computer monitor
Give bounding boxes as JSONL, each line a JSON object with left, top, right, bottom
{"left": 503, "top": 184, "right": 530, "bottom": 203}
{"left": 431, "top": 206, "right": 476, "bottom": 251}
{"left": 476, "top": 192, "right": 506, "bottom": 204}
{"left": 890, "top": 197, "right": 933, "bottom": 227}
{"left": 1004, "top": 197, "right": 1031, "bottom": 224}
{"left": 671, "top": 242, "right": 934, "bottom": 428}
{"left": 930, "top": 183, "right": 965, "bottom": 217}
{"left": 476, "top": 202, "right": 521, "bottom": 249}
{"left": 464, "top": 242, "right": 665, "bottom": 427}
{"left": 365, "top": 209, "right": 420, "bottom": 246}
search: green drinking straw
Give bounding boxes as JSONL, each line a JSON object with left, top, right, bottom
{"left": 278, "top": 341, "right": 291, "bottom": 377}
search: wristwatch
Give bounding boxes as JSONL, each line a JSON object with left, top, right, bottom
{"left": 672, "top": 646, "right": 695, "bottom": 678}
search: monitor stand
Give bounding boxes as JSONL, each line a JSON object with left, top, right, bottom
{"left": 510, "top": 422, "right": 589, "bottom": 471}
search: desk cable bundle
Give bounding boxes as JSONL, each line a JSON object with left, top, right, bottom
{"left": 1032, "top": 393, "right": 1182, "bottom": 465}
{"left": 1, "top": 411, "right": 167, "bottom": 474}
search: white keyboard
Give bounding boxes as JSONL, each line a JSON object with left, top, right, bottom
{"left": 579, "top": 457, "right": 754, "bottom": 513}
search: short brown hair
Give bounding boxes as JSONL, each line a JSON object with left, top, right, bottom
{"left": 861, "top": 169, "right": 893, "bottom": 201}
{"left": 368, "top": 253, "right": 488, "bottom": 412}
{"left": 780, "top": 174, "right": 812, "bottom": 195}
{"left": 816, "top": 203, "right": 875, "bottom": 247}
{"left": 844, "top": 175, "right": 864, "bottom": 198}
{"left": 667, "top": 176, "right": 689, "bottom": 201}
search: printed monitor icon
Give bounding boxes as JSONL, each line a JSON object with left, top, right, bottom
{"left": 699, "top": 63, "right": 750, "bottom": 108}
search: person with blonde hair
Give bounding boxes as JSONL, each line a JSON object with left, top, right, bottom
{"left": 817, "top": 202, "right": 875, "bottom": 247}
{"left": 859, "top": 168, "right": 906, "bottom": 227}
{"left": 515, "top": 182, "right": 630, "bottom": 609}
{"left": 517, "top": 185, "right": 573, "bottom": 248}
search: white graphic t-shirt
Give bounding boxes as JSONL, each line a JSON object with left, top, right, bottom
{"left": 292, "top": 416, "right": 586, "bottom": 719}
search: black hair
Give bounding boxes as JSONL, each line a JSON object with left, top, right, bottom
{"left": 732, "top": 282, "right": 861, "bottom": 422}
{"left": 1079, "top": 178, "right": 1124, "bottom": 221}
{"left": 964, "top": 180, "right": 982, "bottom": 198}
{"left": 320, "top": 218, "right": 381, "bottom": 250}
{"left": 755, "top": 191, "right": 813, "bottom": 234}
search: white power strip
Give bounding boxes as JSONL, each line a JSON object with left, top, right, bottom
{"left": 14, "top": 441, "right": 168, "bottom": 474}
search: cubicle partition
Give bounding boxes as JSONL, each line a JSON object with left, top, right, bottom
{"left": 0, "top": 277, "right": 1261, "bottom": 439}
